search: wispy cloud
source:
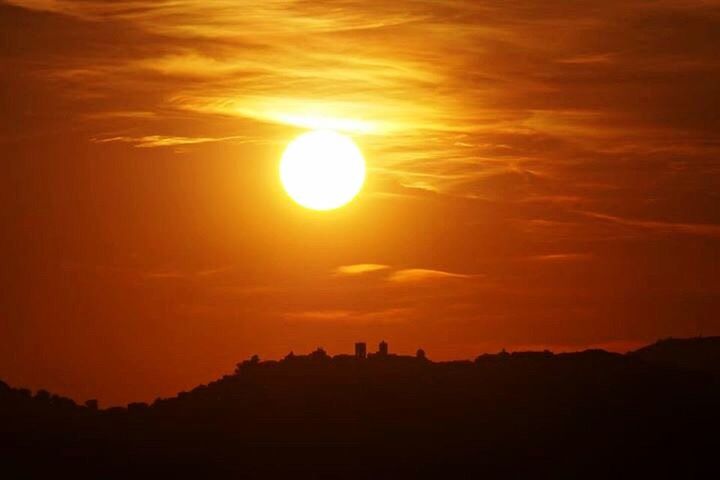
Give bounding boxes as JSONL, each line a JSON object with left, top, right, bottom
{"left": 144, "top": 266, "right": 234, "bottom": 280}
{"left": 284, "top": 307, "right": 411, "bottom": 324}
{"left": 92, "top": 135, "right": 250, "bottom": 148}
{"left": 582, "top": 211, "right": 720, "bottom": 238}
{"left": 524, "top": 253, "right": 593, "bottom": 262}
{"left": 335, "top": 264, "right": 478, "bottom": 283}
{"left": 7, "top": 0, "right": 720, "bottom": 202}
{"left": 556, "top": 52, "right": 617, "bottom": 65}
{"left": 335, "top": 263, "right": 389, "bottom": 276}
{"left": 388, "top": 269, "right": 474, "bottom": 283}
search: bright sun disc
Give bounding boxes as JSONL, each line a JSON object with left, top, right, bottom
{"left": 280, "top": 130, "right": 366, "bottom": 211}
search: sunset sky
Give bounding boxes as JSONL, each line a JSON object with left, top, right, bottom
{"left": 2, "top": 0, "right": 720, "bottom": 405}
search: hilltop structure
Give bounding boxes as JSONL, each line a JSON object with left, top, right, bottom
{"left": 248, "top": 341, "right": 429, "bottom": 366}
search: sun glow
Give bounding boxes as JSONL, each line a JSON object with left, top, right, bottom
{"left": 280, "top": 130, "right": 366, "bottom": 211}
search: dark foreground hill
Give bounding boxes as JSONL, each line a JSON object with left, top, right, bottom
{"left": 3, "top": 338, "right": 720, "bottom": 479}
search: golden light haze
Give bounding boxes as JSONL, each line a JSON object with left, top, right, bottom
{"left": 1, "top": 0, "right": 720, "bottom": 405}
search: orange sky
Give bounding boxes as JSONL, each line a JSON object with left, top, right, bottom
{"left": 2, "top": 0, "right": 720, "bottom": 405}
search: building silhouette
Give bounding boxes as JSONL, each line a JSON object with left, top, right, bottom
{"left": 355, "top": 342, "right": 367, "bottom": 359}
{"left": 378, "top": 340, "right": 388, "bottom": 356}
{"left": 310, "top": 347, "right": 328, "bottom": 359}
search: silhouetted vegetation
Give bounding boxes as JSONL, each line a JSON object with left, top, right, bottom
{"left": 2, "top": 338, "right": 719, "bottom": 478}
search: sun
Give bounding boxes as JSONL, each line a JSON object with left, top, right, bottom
{"left": 280, "top": 130, "right": 366, "bottom": 211}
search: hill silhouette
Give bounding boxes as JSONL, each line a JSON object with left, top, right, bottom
{"left": 630, "top": 336, "right": 720, "bottom": 373}
{"left": 2, "top": 338, "right": 719, "bottom": 478}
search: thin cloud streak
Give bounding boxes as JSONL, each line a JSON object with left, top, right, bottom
{"left": 335, "top": 264, "right": 479, "bottom": 283}
{"left": 524, "top": 253, "right": 594, "bottom": 262}
{"left": 335, "top": 264, "right": 390, "bottom": 276}
{"left": 284, "top": 308, "right": 411, "bottom": 324}
{"left": 92, "top": 134, "right": 251, "bottom": 148}
{"left": 582, "top": 211, "right": 720, "bottom": 238}
{"left": 388, "top": 269, "right": 475, "bottom": 283}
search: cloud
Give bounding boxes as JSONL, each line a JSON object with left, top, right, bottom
{"left": 92, "top": 135, "right": 249, "bottom": 148}
{"left": 524, "top": 253, "right": 593, "bottom": 262}
{"left": 84, "top": 111, "right": 157, "bottom": 119}
{"left": 335, "top": 264, "right": 478, "bottom": 283}
{"left": 6, "top": 0, "right": 720, "bottom": 205}
{"left": 388, "top": 269, "right": 473, "bottom": 283}
{"left": 284, "top": 310, "right": 353, "bottom": 321}
{"left": 143, "top": 266, "right": 234, "bottom": 280}
{"left": 335, "top": 263, "right": 390, "bottom": 275}
{"left": 582, "top": 211, "right": 720, "bottom": 238}
{"left": 284, "top": 308, "right": 411, "bottom": 324}
{"left": 556, "top": 53, "right": 617, "bottom": 65}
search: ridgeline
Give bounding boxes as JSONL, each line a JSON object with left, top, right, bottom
{"left": 3, "top": 337, "right": 720, "bottom": 478}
